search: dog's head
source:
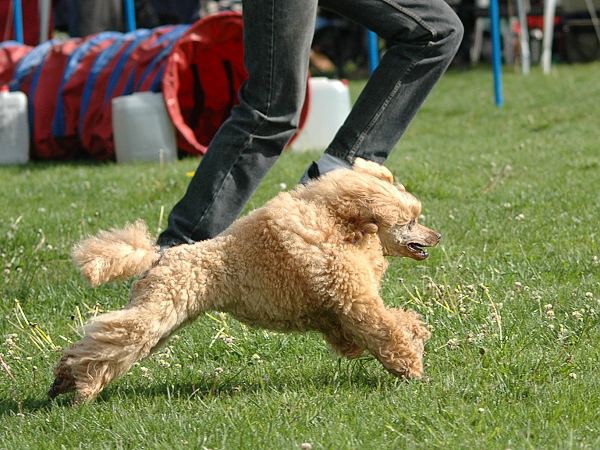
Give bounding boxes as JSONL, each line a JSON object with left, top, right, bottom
{"left": 304, "top": 158, "right": 441, "bottom": 260}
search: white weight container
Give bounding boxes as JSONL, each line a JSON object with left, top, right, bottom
{"left": 112, "top": 92, "right": 177, "bottom": 164}
{"left": 289, "top": 77, "right": 351, "bottom": 152}
{"left": 0, "top": 90, "right": 30, "bottom": 165}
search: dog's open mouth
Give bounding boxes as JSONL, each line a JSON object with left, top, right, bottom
{"left": 406, "top": 242, "right": 430, "bottom": 260}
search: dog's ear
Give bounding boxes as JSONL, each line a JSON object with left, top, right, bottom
{"left": 344, "top": 220, "right": 379, "bottom": 245}
{"left": 352, "top": 158, "right": 394, "bottom": 184}
{"left": 361, "top": 222, "right": 379, "bottom": 235}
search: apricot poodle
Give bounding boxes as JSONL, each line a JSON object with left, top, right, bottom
{"left": 49, "top": 159, "right": 440, "bottom": 402}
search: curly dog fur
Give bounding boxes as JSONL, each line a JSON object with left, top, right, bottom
{"left": 49, "top": 159, "right": 440, "bottom": 402}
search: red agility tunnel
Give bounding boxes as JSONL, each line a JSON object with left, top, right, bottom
{"left": 162, "top": 12, "right": 248, "bottom": 155}
{"left": 0, "top": 42, "right": 32, "bottom": 85}
{"left": 0, "top": 12, "right": 308, "bottom": 161}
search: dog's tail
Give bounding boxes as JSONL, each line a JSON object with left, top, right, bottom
{"left": 71, "top": 220, "right": 160, "bottom": 287}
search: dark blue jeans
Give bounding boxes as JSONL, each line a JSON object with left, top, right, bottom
{"left": 158, "top": 0, "right": 463, "bottom": 246}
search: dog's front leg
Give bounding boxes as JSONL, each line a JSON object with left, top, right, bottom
{"left": 322, "top": 326, "right": 365, "bottom": 358}
{"left": 388, "top": 307, "right": 431, "bottom": 358}
{"left": 336, "top": 297, "right": 426, "bottom": 378}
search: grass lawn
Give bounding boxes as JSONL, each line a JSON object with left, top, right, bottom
{"left": 1, "top": 63, "right": 599, "bottom": 449}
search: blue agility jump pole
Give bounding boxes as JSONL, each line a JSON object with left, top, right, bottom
{"left": 489, "top": 0, "right": 504, "bottom": 106}
{"left": 368, "top": 30, "right": 379, "bottom": 73}
{"left": 124, "top": 0, "right": 137, "bottom": 32}
{"left": 13, "top": 0, "right": 24, "bottom": 43}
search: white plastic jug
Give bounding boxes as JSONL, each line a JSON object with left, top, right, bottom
{"left": 0, "top": 90, "right": 30, "bottom": 165}
{"left": 112, "top": 92, "right": 177, "bottom": 164}
{"left": 289, "top": 77, "right": 351, "bottom": 152}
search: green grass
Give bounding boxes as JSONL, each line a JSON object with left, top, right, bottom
{"left": 1, "top": 63, "right": 599, "bottom": 449}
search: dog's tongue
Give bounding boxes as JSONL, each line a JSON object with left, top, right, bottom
{"left": 408, "top": 243, "right": 428, "bottom": 259}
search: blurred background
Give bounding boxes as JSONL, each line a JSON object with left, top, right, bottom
{"left": 0, "top": 0, "right": 599, "bottom": 164}
{"left": 2, "top": 0, "right": 599, "bottom": 73}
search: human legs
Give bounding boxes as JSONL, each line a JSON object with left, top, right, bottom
{"left": 312, "top": 0, "right": 463, "bottom": 167}
{"left": 160, "top": 0, "right": 463, "bottom": 245}
{"left": 158, "top": 0, "right": 318, "bottom": 246}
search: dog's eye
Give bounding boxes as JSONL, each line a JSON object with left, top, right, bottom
{"left": 407, "top": 220, "right": 415, "bottom": 230}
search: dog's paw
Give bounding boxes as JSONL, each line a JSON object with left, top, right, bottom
{"left": 49, "top": 358, "right": 103, "bottom": 403}
{"left": 48, "top": 367, "right": 75, "bottom": 399}
{"left": 383, "top": 307, "right": 431, "bottom": 378}
{"left": 378, "top": 350, "right": 424, "bottom": 379}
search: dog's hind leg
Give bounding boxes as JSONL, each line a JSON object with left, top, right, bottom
{"left": 49, "top": 303, "right": 175, "bottom": 402}
{"left": 49, "top": 287, "right": 194, "bottom": 402}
